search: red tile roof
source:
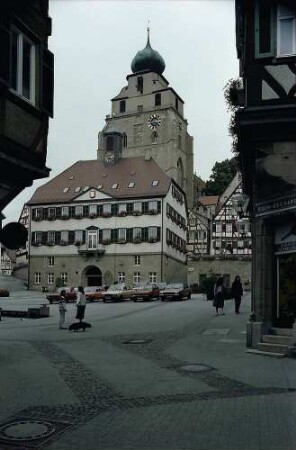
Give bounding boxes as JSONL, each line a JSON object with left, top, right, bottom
{"left": 28, "top": 157, "right": 171, "bottom": 205}
{"left": 198, "top": 196, "right": 219, "bottom": 207}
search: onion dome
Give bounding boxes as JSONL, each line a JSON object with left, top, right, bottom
{"left": 131, "top": 28, "right": 165, "bottom": 75}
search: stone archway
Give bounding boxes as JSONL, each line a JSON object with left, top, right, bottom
{"left": 83, "top": 266, "right": 102, "bottom": 287}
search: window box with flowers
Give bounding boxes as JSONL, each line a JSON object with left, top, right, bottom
{"left": 148, "top": 237, "right": 157, "bottom": 243}
{"left": 117, "top": 211, "right": 127, "bottom": 217}
{"left": 102, "top": 239, "right": 111, "bottom": 245}
{"left": 60, "top": 240, "right": 68, "bottom": 246}
{"left": 47, "top": 242, "right": 55, "bottom": 246}
{"left": 148, "top": 209, "right": 158, "bottom": 215}
{"left": 117, "top": 238, "right": 127, "bottom": 244}
{"left": 102, "top": 212, "right": 112, "bottom": 218}
{"left": 74, "top": 241, "right": 82, "bottom": 246}
{"left": 32, "top": 242, "right": 42, "bottom": 247}
{"left": 132, "top": 211, "right": 142, "bottom": 216}
{"left": 133, "top": 238, "right": 142, "bottom": 244}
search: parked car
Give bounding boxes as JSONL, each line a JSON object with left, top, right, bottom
{"left": 46, "top": 287, "right": 77, "bottom": 304}
{"left": 84, "top": 286, "right": 104, "bottom": 302}
{"left": 102, "top": 284, "right": 133, "bottom": 303}
{"left": 132, "top": 284, "right": 160, "bottom": 302}
{"left": 159, "top": 283, "right": 191, "bottom": 301}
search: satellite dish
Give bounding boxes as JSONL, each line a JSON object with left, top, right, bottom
{"left": 0, "top": 222, "right": 28, "bottom": 250}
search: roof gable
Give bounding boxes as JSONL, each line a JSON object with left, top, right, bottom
{"left": 73, "top": 188, "right": 113, "bottom": 202}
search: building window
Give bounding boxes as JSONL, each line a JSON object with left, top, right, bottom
{"left": 75, "top": 205, "right": 83, "bottom": 218}
{"left": 119, "top": 100, "right": 126, "bottom": 112}
{"left": 133, "top": 272, "right": 141, "bottom": 285}
{"left": 87, "top": 230, "right": 98, "bottom": 250}
{"left": 47, "top": 273, "right": 54, "bottom": 285}
{"left": 60, "top": 272, "right": 68, "bottom": 285}
{"left": 277, "top": 5, "right": 296, "bottom": 56}
{"left": 133, "top": 228, "right": 142, "bottom": 242}
{"left": 123, "top": 133, "right": 127, "bottom": 147}
{"left": 47, "top": 231, "right": 55, "bottom": 245}
{"left": 137, "top": 76, "right": 143, "bottom": 93}
{"left": 134, "top": 255, "right": 141, "bottom": 266}
{"left": 133, "top": 202, "right": 142, "bottom": 214}
{"left": 102, "top": 229, "right": 111, "bottom": 243}
{"left": 215, "top": 224, "right": 222, "bottom": 234}
{"left": 118, "top": 203, "right": 127, "bottom": 215}
{"left": 106, "top": 136, "right": 114, "bottom": 151}
{"left": 148, "top": 227, "right": 158, "bottom": 241}
{"left": 61, "top": 230, "right": 69, "bottom": 245}
{"left": 74, "top": 230, "right": 83, "bottom": 245}
{"left": 148, "top": 201, "right": 158, "bottom": 213}
{"left": 61, "top": 206, "right": 69, "bottom": 218}
{"left": 151, "top": 131, "right": 158, "bottom": 144}
{"left": 118, "top": 228, "right": 126, "bottom": 242}
{"left": 89, "top": 204, "right": 97, "bottom": 217}
{"left": 175, "top": 97, "right": 179, "bottom": 110}
{"left": 34, "top": 273, "right": 41, "bottom": 284}
{"left": 255, "top": 0, "right": 274, "bottom": 57}
{"left": 118, "top": 272, "right": 125, "bottom": 284}
{"left": 48, "top": 256, "right": 54, "bottom": 267}
{"left": 74, "top": 186, "right": 81, "bottom": 193}
{"left": 11, "top": 29, "right": 36, "bottom": 104}
{"left": 48, "top": 208, "right": 56, "bottom": 220}
{"left": 155, "top": 93, "right": 161, "bottom": 106}
{"left": 32, "top": 231, "right": 42, "bottom": 245}
{"left": 33, "top": 208, "right": 43, "bottom": 221}
{"left": 102, "top": 203, "right": 112, "bottom": 216}
{"left": 149, "top": 272, "right": 157, "bottom": 283}
{"left": 226, "top": 223, "right": 232, "bottom": 234}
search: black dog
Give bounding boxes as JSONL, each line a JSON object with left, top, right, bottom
{"left": 68, "top": 321, "right": 91, "bottom": 332}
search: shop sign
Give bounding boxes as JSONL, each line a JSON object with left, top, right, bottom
{"left": 275, "top": 222, "right": 296, "bottom": 254}
{"left": 256, "top": 194, "right": 296, "bottom": 217}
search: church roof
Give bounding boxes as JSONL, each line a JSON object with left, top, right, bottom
{"left": 131, "top": 30, "right": 165, "bottom": 75}
{"left": 28, "top": 157, "right": 172, "bottom": 205}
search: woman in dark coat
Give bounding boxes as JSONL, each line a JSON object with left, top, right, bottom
{"left": 231, "top": 275, "right": 243, "bottom": 314}
{"left": 213, "top": 277, "right": 225, "bottom": 316}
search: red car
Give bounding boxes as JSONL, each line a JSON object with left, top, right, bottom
{"left": 132, "top": 284, "right": 160, "bottom": 302}
{"left": 46, "top": 287, "right": 77, "bottom": 304}
{"left": 84, "top": 286, "right": 104, "bottom": 302}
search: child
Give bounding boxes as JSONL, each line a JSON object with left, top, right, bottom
{"left": 59, "top": 289, "right": 67, "bottom": 329}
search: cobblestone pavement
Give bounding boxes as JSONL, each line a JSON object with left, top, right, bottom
{"left": 0, "top": 280, "right": 295, "bottom": 450}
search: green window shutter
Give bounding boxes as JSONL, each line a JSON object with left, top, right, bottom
{"left": 255, "top": 0, "right": 276, "bottom": 58}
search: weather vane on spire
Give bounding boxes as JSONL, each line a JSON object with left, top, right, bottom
{"left": 147, "top": 19, "right": 150, "bottom": 42}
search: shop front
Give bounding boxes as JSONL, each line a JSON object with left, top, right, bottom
{"left": 275, "top": 221, "right": 296, "bottom": 328}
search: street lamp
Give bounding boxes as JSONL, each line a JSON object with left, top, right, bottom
{"left": 231, "top": 193, "right": 250, "bottom": 217}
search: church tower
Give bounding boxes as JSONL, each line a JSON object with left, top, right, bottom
{"left": 97, "top": 30, "right": 194, "bottom": 208}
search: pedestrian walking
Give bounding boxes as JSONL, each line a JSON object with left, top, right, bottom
{"left": 213, "top": 277, "right": 225, "bottom": 316}
{"left": 76, "top": 286, "right": 87, "bottom": 322}
{"left": 231, "top": 275, "right": 243, "bottom": 314}
{"left": 58, "top": 289, "right": 67, "bottom": 329}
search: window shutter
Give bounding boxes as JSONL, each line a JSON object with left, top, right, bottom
{"left": 0, "top": 25, "right": 11, "bottom": 86}
{"left": 69, "top": 231, "right": 74, "bottom": 244}
{"left": 41, "top": 47, "right": 54, "bottom": 117}
{"left": 157, "top": 227, "right": 161, "bottom": 241}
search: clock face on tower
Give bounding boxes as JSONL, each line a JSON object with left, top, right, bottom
{"left": 147, "top": 114, "right": 162, "bottom": 130}
{"left": 104, "top": 151, "right": 115, "bottom": 165}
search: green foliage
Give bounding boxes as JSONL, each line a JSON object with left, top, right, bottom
{"left": 204, "top": 158, "right": 237, "bottom": 195}
{"left": 55, "top": 277, "right": 64, "bottom": 288}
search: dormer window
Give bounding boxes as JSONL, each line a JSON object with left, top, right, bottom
{"left": 152, "top": 180, "right": 159, "bottom": 187}
{"left": 111, "top": 183, "right": 118, "bottom": 189}
{"left": 63, "top": 187, "right": 69, "bottom": 193}
{"left": 120, "top": 100, "right": 126, "bottom": 113}
{"left": 137, "top": 76, "right": 143, "bottom": 93}
{"left": 155, "top": 93, "right": 161, "bottom": 106}
{"left": 75, "top": 186, "right": 81, "bottom": 193}
{"left": 128, "top": 182, "right": 135, "bottom": 188}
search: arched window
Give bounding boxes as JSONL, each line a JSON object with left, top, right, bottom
{"left": 151, "top": 132, "right": 158, "bottom": 144}
{"left": 123, "top": 133, "right": 127, "bottom": 148}
{"left": 177, "top": 158, "right": 184, "bottom": 189}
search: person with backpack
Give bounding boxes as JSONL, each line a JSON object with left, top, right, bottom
{"left": 213, "top": 277, "right": 225, "bottom": 316}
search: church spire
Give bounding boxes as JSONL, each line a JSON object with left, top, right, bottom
{"left": 131, "top": 28, "right": 165, "bottom": 75}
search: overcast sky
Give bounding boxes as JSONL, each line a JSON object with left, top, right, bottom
{"left": 4, "top": 0, "right": 238, "bottom": 223}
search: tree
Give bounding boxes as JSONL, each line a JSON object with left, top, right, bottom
{"left": 204, "top": 158, "right": 237, "bottom": 196}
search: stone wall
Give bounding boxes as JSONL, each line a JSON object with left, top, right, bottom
{"left": 187, "top": 257, "right": 252, "bottom": 289}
